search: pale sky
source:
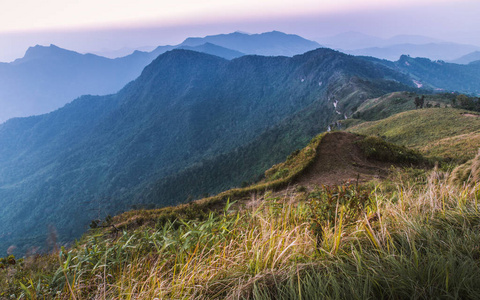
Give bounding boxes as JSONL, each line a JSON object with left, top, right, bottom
{"left": 0, "top": 0, "right": 454, "bottom": 33}
{"left": 0, "top": 0, "right": 479, "bottom": 61}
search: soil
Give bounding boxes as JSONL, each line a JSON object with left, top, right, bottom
{"left": 294, "top": 131, "right": 393, "bottom": 188}
{"left": 462, "top": 113, "right": 480, "bottom": 118}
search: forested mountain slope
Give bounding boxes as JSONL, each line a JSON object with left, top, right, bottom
{"left": 0, "top": 48, "right": 415, "bottom": 255}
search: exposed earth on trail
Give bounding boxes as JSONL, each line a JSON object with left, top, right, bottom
{"left": 295, "top": 131, "right": 395, "bottom": 187}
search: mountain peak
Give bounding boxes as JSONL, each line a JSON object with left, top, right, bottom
{"left": 137, "top": 48, "right": 227, "bottom": 81}
{"left": 177, "top": 43, "right": 245, "bottom": 60}
{"left": 26, "top": 44, "right": 64, "bottom": 55}
{"left": 233, "top": 30, "right": 250, "bottom": 35}
{"left": 263, "top": 30, "right": 286, "bottom": 35}
{"left": 15, "top": 44, "right": 78, "bottom": 63}
{"left": 179, "top": 31, "right": 320, "bottom": 57}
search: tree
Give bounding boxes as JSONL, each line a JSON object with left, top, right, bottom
{"left": 456, "top": 94, "right": 474, "bottom": 110}
{"left": 414, "top": 95, "right": 425, "bottom": 109}
{"left": 414, "top": 97, "right": 420, "bottom": 109}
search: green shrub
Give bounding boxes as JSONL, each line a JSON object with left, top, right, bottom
{"left": 357, "top": 136, "right": 424, "bottom": 164}
{"left": 308, "top": 184, "right": 374, "bottom": 245}
{"left": 271, "top": 168, "right": 290, "bottom": 180}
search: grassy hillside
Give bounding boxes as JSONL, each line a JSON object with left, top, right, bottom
{"left": 2, "top": 132, "right": 479, "bottom": 299}
{"left": 348, "top": 107, "right": 480, "bottom": 161}
{"left": 450, "top": 149, "right": 480, "bottom": 185}
{"left": 352, "top": 91, "right": 455, "bottom": 121}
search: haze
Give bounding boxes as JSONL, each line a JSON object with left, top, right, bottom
{"left": 1, "top": 0, "right": 479, "bottom": 61}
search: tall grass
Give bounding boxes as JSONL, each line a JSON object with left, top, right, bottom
{"left": 253, "top": 169, "right": 480, "bottom": 299}
{"left": 8, "top": 168, "right": 480, "bottom": 299}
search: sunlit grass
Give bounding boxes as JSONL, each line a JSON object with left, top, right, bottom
{"left": 8, "top": 166, "right": 480, "bottom": 299}
{"left": 348, "top": 108, "right": 480, "bottom": 161}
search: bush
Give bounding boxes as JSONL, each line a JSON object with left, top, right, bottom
{"left": 308, "top": 184, "right": 374, "bottom": 245}
{"left": 357, "top": 136, "right": 424, "bottom": 164}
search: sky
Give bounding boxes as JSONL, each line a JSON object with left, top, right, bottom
{"left": 0, "top": 0, "right": 479, "bottom": 62}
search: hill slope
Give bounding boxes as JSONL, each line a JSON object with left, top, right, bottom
{"left": 347, "top": 108, "right": 480, "bottom": 161}
{"left": 351, "top": 91, "right": 455, "bottom": 121}
{"left": 8, "top": 132, "right": 472, "bottom": 300}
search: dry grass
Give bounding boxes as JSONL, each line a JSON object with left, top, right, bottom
{"left": 450, "top": 149, "right": 480, "bottom": 185}
{"left": 420, "top": 131, "right": 480, "bottom": 162}
{"left": 10, "top": 166, "right": 480, "bottom": 299}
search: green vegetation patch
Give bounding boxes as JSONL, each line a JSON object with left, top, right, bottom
{"left": 356, "top": 135, "right": 425, "bottom": 164}
{"left": 348, "top": 108, "right": 480, "bottom": 161}
{"left": 264, "top": 133, "right": 324, "bottom": 182}
{"left": 308, "top": 184, "right": 375, "bottom": 244}
{"left": 353, "top": 92, "right": 455, "bottom": 121}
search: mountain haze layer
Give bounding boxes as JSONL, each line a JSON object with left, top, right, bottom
{"left": 0, "top": 44, "right": 160, "bottom": 123}
{"left": 318, "top": 32, "right": 479, "bottom": 61}
{"left": 317, "top": 32, "right": 443, "bottom": 50}
{"left": 348, "top": 43, "right": 480, "bottom": 61}
{"left": 450, "top": 51, "right": 480, "bottom": 64}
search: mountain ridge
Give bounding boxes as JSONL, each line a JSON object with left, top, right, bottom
{"left": 450, "top": 51, "right": 480, "bottom": 64}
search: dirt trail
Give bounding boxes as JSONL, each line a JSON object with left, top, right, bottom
{"left": 462, "top": 113, "right": 480, "bottom": 118}
{"left": 295, "top": 131, "right": 391, "bottom": 187}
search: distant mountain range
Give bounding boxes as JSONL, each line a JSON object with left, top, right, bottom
{"left": 0, "top": 48, "right": 417, "bottom": 255}
{"left": 2, "top": 30, "right": 480, "bottom": 124}
{"left": 177, "top": 42, "right": 244, "bottom": 60}
{"left": 0, "top": 31, "right": 319, "bottom": 122}
{"left": 318, "top": 31, "right": 480, "bottom": 62}
{"left": 450, "top": 51, "right": 480, "bottom": 64}
{"left": 317, "top": 32, "right": 443, "bottom": 50}
{"left": 362, "top": 55, "right": 480, "bottom": 95}
{"left": 0, "top": 45, "right": 154, "bottom": 123}
{"left": 181, "top": 31, "right": 320, "bottom": 56}
{"left": 347, "top": 43, "right": 480, "bottom": 61}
